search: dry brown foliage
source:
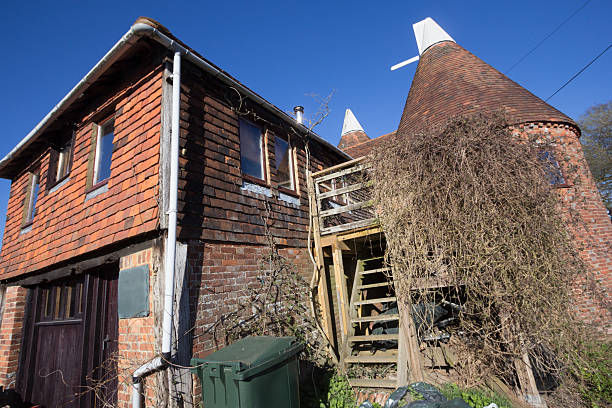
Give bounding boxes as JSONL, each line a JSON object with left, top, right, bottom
{"left": 368, "top": 113, "right": 591, "bottom": 388}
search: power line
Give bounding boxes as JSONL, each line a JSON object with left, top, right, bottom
{"left": 506, "top": 0, "right": 591, "bottom": 74}
{"left": 546, "top": 43, "right": 612, "bottom": 102}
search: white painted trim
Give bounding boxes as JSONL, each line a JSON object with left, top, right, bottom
{"left": 241, "top": 180, "right": 273, "bottom": 197}
{"left": 49, "top": 176, "right": 70, "bottom": 194}
{"left": 341, "top": 109, "right": 365, "bottom": 136}
{"left": 413, "top": 17, "right": 455, "bottom": 55}
{"left": 93, "top": 124, "right": 102, "bottom": 184}
{"left": 25, "top": 173, "right": 39, "bottom": 222}
{"left": 84, "top": 183, "right": 108, "bottom": 202}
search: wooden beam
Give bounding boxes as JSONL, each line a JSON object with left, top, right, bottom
{"left": 319, "top": 200, "right": 373, "bottom": 218}
{"left": 499, "top": 312, "right": 547, "bottom": 407}
{"left": 397, "top": 323, "right": 408, "bottom": 386}
{"left": 337, "top": 226, "right": 383, "bottom": 241}
{"left": 332, "top": 243, "right": 351, "bottom": 346}
{"left": 307, "top": 172, "right": 335, "bottom": 350}
{"left": 392, "top": 267, "right": 424, "bottom": 383}
{"left": 514, "top": 350, "right": 547, "bottom": 407}
{"left": 321, "top": 218, "right": 378, "bottom": 236}
{"left": 320, "top": 225, "right": 384, "bottom": 247}
{"left": 310, "top": 156, "right": 367, "bottom": 178}
{"left": 317, "top": 181, "right": 373, "bottom": 199}
{"left": 314, "top": 163, "right": 369, "bottom": 183}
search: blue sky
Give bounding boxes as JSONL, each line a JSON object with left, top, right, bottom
{"left": 1, "top": 0, "right": 610, "bottom": 245}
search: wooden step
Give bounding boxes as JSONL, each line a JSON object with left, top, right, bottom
{"left": 345, "top": 355, "right": 398, "bottom": 363}
{"left": 351, "top": 314, "right": 399, "bottom": 323}
{"left": 348, "top": 378, "right": 397, "bottom": 388}
{"left": 354, "top": 296, "right": 397, "bottom": 306}
{"left": 357, "top": 281, "right": 393, "bottom": 290}
{"left": 348, "top": 334, "right": 399, "bottom": 342}
{"left": 360, "top": 256, "right": 384, "bottom": 262}
{"left": 359, "top": 267, "right": 391, "bottom": 275}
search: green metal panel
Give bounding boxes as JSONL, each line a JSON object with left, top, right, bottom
{"left": 117, "top": 265, "right": 149, "bottom": 318}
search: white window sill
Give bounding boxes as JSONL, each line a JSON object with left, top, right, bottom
{"left": 49, "top": 176, "right": 70, "bottom": 194}
{"left": 85, "top": 183, "right": 109, "bottom": 202}
{"left": 241, "top": 181, "right": 272, "bottom": 198}
{"left": 279, "top": 192, "right": 300, "bottom": 206}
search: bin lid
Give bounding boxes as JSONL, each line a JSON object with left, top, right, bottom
{"left": 200, "top": 336, "right": 302, "bottom": 371}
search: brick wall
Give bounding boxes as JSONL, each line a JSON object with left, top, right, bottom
{"left": 188, "top": 241, "right": 312, "bottom": 356}
{"left": 116, "top": 247, "right": 162, "bottom": 407}
{"left": 0, "top": 286, "right": 27, "bottom": 388}
{"left": 513, "top": 123, "right": 612, "bottom": 332}
{"left": 0, "top": 64, "right": 163, "bottom": 281}
{"left": 186, "top": 241, "right": 312, "bottom": 403}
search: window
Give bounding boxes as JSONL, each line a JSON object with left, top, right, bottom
{"left": 275, "top": 135, "right": 294, "bottom": 190}
{"left": 537, "top": 151, "right": 565, "bottom": 185}
{"left": 53, "top": 136, "right": 74, "bottom": 183}
{"left": 56, "top": 144, "right": 72, "bottom": 181}
{"left": 239, "top": 119, "right": 264, "bottom": 180}
{"left": 40, "top": 279, "right": 84, "bottom": 322}
{"left": 94, "top": 118, "right": 115, "bottom": 184}
{"left": 24, "top": 173, "right": 40, "bottom": 224}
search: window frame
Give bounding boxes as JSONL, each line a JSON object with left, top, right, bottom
{"left": 56, "top": 145, "right": 72, "bottom": 182}
{"left": 273, "top": 134, "right": 298, "bottom": 195}
{"left": 239, "top": 118, "right": 268, "bottom": 185}
{"left": 92, "top": 116, "right": 115, "bottom": 188}
{"left": 50, "top": 133, "right": 75, "bottom": 187}
{"left": 39, "top": 278, "right": 84, "bottom": 323}
{"left": 23, "top": 172, "right": 40, "bottom": 226}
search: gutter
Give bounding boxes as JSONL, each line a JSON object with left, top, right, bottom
{"left": 0, "top": 19, "right": 349, "bottom": 178}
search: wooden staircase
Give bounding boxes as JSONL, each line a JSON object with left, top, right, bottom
{"left": 307, "top": 157, "right": 424, "bottom": 389}
{"left": 343, "top": 256, "right": 403, "bottom": 388}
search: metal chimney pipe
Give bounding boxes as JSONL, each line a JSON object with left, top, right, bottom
{"left": 294, "top": 106, "right": 304, "bottom": 125}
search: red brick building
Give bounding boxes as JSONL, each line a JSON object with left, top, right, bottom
{"left": 0, "top": 17, "right": 347, "bottom": 407}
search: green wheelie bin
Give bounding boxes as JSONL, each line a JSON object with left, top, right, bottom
{"left": 191, "top": 336, "right": 304, "bottom": 408}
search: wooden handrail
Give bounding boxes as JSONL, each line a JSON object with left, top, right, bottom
{"left": 310, "top": 156, "right": 367, "bottom": 178}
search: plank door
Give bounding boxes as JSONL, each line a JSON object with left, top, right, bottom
{"left": 17, "top": 264, "right": 119, "bottom": 407}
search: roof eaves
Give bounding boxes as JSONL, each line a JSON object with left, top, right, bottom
{"left": 0, "top": 18, "right": 349, "bottom": 178}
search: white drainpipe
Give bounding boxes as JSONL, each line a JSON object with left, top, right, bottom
{"left": 132, "top": 51, "right": 181, "bottom": 407}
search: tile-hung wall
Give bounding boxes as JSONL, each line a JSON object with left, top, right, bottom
{"left": 0, "top": 65, "right": 164, "bottom": 280}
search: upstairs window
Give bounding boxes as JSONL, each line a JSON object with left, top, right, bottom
{"left": 239, "top": 119, "right": 265, "bottom": 181}
{"left": 49, "top": 135, "right": 74, "bottom": 187}
{"left": 55, "top": 139, "right": 73, "bottom": 182}
{"left": 274, "top": 135, "right": 294, "bottom": 191}
{"left": 24, "top": 173, "right": 40, "bottom": 224}
{"left": 94, "top": 118, "right": 115, "bottom": 184}
{"left": 538, "top": 151, "right": 566, "bottom": 185}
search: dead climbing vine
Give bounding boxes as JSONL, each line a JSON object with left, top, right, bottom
{"left": 368, "top": 113, "right": 600, "bottom": 393}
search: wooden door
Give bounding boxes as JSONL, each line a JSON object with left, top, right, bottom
{"left": 17, "top": 264, "right": 119, "bottom": 407}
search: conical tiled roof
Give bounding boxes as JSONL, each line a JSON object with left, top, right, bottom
{"left": 341, "top": 39, "right": 577, "bottom": 158}
{"left": 397, "top": 41, "right": 577, "bottom": 137}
